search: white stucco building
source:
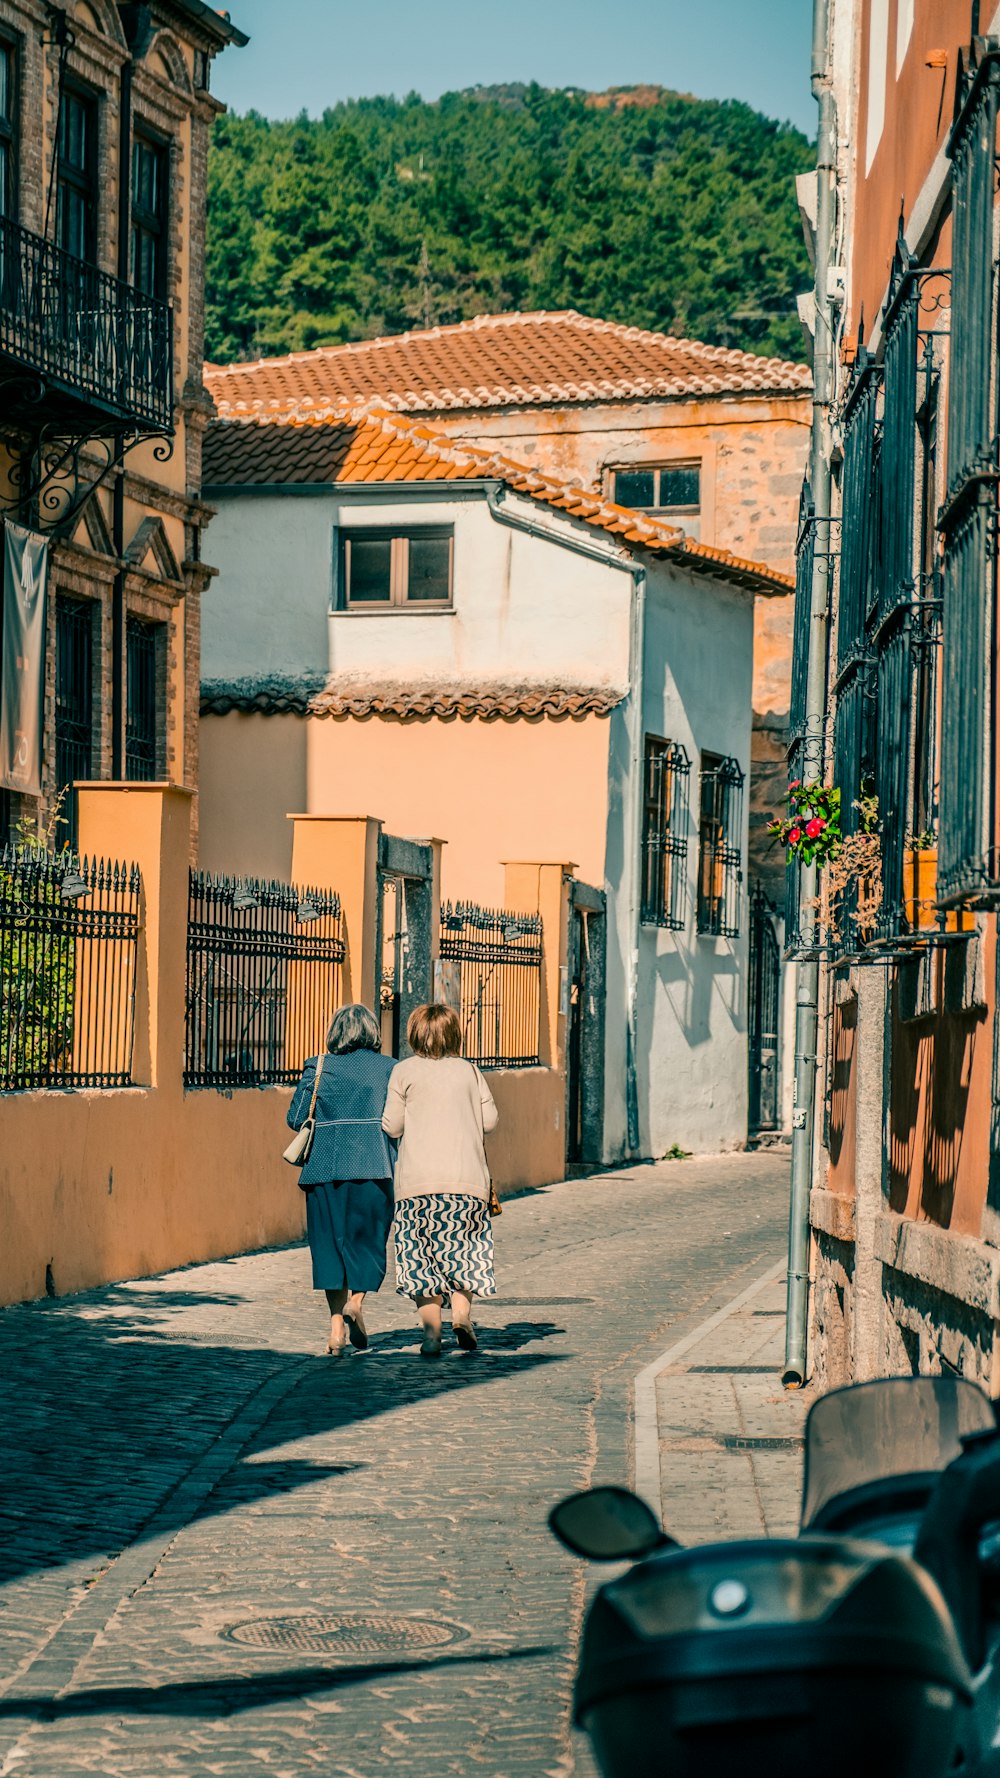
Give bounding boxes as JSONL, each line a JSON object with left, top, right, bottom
{"left": 198, "top": 407, "right": 791, "bottom": 1163}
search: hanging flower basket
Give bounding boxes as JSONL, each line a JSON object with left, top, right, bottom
{"left": 768, "top": 781, "right": 842, "bottom": 869}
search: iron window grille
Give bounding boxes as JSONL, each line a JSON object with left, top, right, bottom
{"left": 131, "top": 130, "right": 169, "bottom": 301}
{"left": 125, "top": 616, "right": 161, "bottom": 782}
{"left": 837, "top": 351, "right": 882, "bottom": 673}
{"left": 438, "top": 901, "right": 543, "bottom": 1068}
{"left": 870, "top": 244, "right": 949, "bottom": 940}
{"left": 339, "top": 528, "right": 453, "bottom": 609}
{"left": 55, "top": 595, "right": 94, "bottom": 851}
{"left": 56, "top": 86, "right": 98, "bottom": 265}
{"left": 936, "top": 42, "right": 1000, "bottom": 907}
{"left": 0, "top": 847, "right": 141, "bottom": 1090}
{"left": 185, "top": 872, "right": 345, "bottom": 1088}
{"left": 785, "top": 484, "right": 819, "bottom": 957}
{"left": 696, "top": 753, "right": 744, "bottom": 938}
{"left": 640, "top": 736, "right": 690, "bottom": 928}
{"left": 611, "top": 462, "right": 701, "bottom": 516}
{"left": 831, "top": 347, "right": 882, "bottom": 951}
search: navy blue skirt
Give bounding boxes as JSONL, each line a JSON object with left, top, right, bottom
{"left": 305, "top": 1178, "right": 394, "bottom": 1292}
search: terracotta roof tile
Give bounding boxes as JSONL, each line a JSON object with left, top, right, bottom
{"left": 206, "top": 309, "right": 811, "bottom": 419}
{"left": 200, "top": 677, "right": 624, "bottom": 721}
{"left": 203, "top": 406, "right": 794, "bottom": 595}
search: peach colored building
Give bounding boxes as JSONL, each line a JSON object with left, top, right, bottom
{"left": 197, "top": 405, "right": 791, "bottom": 1167}
{"left": 205, "top": 311, "right": 812, "bottom": 901}
{"left": 797, "top": 0, "right": 1000, "bottom": 1389}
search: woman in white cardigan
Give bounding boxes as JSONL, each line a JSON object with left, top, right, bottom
{"left": 382, "top": 1003, "right": 499, "bottom": 1358}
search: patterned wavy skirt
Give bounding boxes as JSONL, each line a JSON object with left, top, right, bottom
{"left": 393, "top": 1192, "right": 497, "bottom": 1298}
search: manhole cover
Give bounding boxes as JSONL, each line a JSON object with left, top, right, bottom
{"left": 222, "top": 1612, "right": 468, "bottom": 1655}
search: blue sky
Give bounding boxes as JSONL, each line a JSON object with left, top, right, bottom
{"left": 214, "top": 0, "right": 815, "bottom": 136}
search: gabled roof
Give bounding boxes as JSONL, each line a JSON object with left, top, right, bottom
{"left": 205, "top": 309, "right": 812, "bottom": 420}
{"left": 203, "top": 406, "right": 794, "bottom": 594}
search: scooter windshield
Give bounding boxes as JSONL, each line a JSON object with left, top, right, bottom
{"left": 801, "top": 1376, "right": 995, "bottom": 1531}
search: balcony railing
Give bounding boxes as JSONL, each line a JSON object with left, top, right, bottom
{"left": 0, "top": 214, "right": 173, "bottom": 433}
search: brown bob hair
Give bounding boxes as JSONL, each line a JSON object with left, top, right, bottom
{"left": 407, "top": 1003, "right": 463, "bottom": 1059}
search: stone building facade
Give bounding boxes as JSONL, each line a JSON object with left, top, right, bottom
{"left": 0, "top": 0, "right": 244, "bottom": 850}
{"left": 798, "top": 0, "right": 1000, "bottom": 1392}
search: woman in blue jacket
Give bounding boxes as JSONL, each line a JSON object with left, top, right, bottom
{"left": 287, "top": 1003, "right": 396, "bottom": 1356}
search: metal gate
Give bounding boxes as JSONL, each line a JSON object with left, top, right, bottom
{"left": 748, "top": 884, "right": 781, "bottom": 1136}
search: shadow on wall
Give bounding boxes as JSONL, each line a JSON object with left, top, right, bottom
{"left": 827, "top": 990, "right": 857, "bottom": 1184}
{"left": 888, "top": 976, "right": 984, "bottom": 1227}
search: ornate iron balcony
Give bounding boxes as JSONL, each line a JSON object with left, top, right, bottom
{"left": 0, "top": 214, "right": 173, "bottom": 434}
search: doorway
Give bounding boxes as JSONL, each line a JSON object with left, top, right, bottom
{"left": 566, "top": 885, "right": 606, "bottom": 1168}
{"left": 748, "top": 884, "right": 781, "bottom": 1137}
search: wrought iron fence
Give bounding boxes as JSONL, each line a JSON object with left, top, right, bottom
{"left": 439, "top": 901, "right": 543, "bottom": 1067}
{"left": 0, "top": 847, "right": 141, "bottom": 1090}
{"left": 185, "top": 873, "right": 344, "bottom": 1089}
{"left": 0, "top": 212, "right": 173, "bottom": 429}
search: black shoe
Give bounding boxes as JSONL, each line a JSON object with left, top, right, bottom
{"left": 454, "top": 1319, "right": 478, "bottom": 1352}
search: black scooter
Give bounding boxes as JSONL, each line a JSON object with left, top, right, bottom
{"left": 550, "top": 1374, "right": 1000, "bottom": 1777}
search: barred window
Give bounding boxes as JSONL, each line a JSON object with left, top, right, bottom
{"left": 640, "top": 737, "right": 690, "bottom": 929}
{"left": 55, "top": 596, "right": 95, "bottom": 849}
{"left": 870, "top": 240, "right": 946, "bottom": 936}
{"left": 937, "top": 48, "right": 1000, "bottom": 905}
{"left": 125, "top": 616, "right": 164, "bottom": 781}
{"left": 696, "top": 753, "right": 744, "bottom": 938}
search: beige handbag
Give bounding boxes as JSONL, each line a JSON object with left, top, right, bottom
{"left": 283, "top": 1054, "right": 325, "bottom": 1167}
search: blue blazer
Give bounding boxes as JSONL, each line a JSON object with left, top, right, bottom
{"left": 287, "top": 1049, "right": 397, "bottom": 1188}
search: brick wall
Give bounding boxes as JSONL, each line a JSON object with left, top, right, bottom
{"left": 0, "top": 1, "right": 234, "bottom": 861}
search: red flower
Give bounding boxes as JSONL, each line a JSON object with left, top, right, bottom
{"left": 805, "top": 817, "right": 825, "bottom": 838}
{"left": 788, "top": 780, "right": 801, "bottom": 790}
{"left": 788, "top": 827, "right": 802, "bottom": 846}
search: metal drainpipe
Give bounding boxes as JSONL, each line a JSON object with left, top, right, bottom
{"left": 111, "top": 47, "right": 133, "bottom": 780}
{"left": 484, "top": 485, "right": 646, "bottom": 1155}
{"left": 783, "top": 0, "right": 836, "bottom": 1388}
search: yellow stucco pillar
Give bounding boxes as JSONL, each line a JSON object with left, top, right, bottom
{"left": 289, "top": 814, "right": 381, "bottom": 1011}
{"left": 76, "top": 782, "right": 193, "bottom": 1091}
{"left": 502, "top": 860, "right": 576, "bottom": 1071}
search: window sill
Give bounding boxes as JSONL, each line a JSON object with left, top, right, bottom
{"left": 333, "top": 606, "right": 456, "bottom": 618}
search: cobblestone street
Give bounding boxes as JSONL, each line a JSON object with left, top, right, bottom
{"left": 0, "top": 1153, "right": 790, "bottom": 1778}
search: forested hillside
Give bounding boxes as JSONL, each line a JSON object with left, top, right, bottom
{"left": 205, "top": 85, "right": 813, "bottom": 366}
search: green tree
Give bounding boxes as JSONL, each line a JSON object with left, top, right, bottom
{"left": 206, "top": 86, "right": 814, "bottom": 365}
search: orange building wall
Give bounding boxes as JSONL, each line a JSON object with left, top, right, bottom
{"left": 850, "top": 0, "right": 972, "bottom": 342}
{"left": 199, "top": 710, "right": 614, "bottom": 904}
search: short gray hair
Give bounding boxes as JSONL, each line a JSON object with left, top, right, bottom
{"left": 326, "top": 1003, "right": 382, "bottom": 1055}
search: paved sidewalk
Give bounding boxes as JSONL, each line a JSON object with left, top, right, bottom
{"left": 652, "top": 1270, "right": 810, "bottom": 1543}
{"left": 0, "top": 1152, "right": 791, "bottom": 1778}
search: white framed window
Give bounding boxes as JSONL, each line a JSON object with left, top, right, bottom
{"left": 339, "top": 527, "right": 453, "bottom": 609}
{"left": 610, "top": 461, "right": 701, "bottom": 517}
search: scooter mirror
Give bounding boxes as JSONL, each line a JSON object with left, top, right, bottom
{"left": 549, "top": 1487, "right": 672, "bottom": 1561}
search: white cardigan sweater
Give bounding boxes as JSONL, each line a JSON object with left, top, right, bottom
{"left": 381, "top": 1056, "right": 499, "bottom": 1200}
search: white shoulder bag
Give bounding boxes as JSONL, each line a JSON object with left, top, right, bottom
{"left": 283, "top": 1055, "right": 325, "bottom": 1167}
